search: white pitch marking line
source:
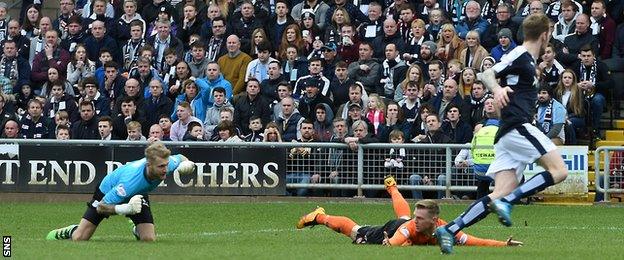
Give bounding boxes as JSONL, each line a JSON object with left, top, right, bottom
{"left": 32, "top": 225, "right": 624, "bottom": 241}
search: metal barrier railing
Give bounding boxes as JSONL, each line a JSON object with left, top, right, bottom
{"left": 0, "top": 139, "right": 476, "bottom": 198}
{"left": 594, "top": 146, "right": 624, "bottom": 202}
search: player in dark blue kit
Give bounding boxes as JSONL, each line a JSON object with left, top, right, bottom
{"left": 46, "top": 142, "right": 195, "bottom": 241}
{"left": 434, "top": 14, "right": 569, "bottom": 254}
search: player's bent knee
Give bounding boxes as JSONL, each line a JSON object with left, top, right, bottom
{"left": 550, "top": 167, "right": 568, "bottom": 183}
{"left": 140, "top": 234, "right": 156, "bottom": 242}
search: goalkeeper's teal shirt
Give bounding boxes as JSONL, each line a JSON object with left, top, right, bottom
{"left": 99, "top": 155, "right": 183, "bottom": 204}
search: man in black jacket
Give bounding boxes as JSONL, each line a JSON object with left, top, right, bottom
{"left": 297, "top": 77, "right": 333, "bottom": 120}
{"left": 411, "top": 113, "right": 452, "bottom": 199}
{"left": 144, "top": 79, "right": 173, "bottom": 127}
{"left": 573, "top": 45, "right": 612, "bottom": 138}
{"left": 71, "top": 101, "right": 100, "bottom": 139}
{"left": 233, "top": 78, "right": 272, "bottom": 135}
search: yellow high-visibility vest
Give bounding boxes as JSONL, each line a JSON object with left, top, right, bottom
{"left": 471, "top": 125, "right": 498, "bottom": 165}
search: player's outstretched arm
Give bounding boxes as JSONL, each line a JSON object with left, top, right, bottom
{"left": 96, "top": 195, "right": 144, "bottom": 216}
{"left": 506, "top": 236, "right": 523, "bottom": 246}
{"left": 458, "top": 231, "right": 524, "bottom": 247}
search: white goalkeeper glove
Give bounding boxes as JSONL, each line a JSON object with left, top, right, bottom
{"left": 114, "top": 195, "right": 143, "bottom": 215}
{"left": 176, "top": 160, "right": 196, "bottom": 175}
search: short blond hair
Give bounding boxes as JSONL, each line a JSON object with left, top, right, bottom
{"left": 415, "top": 199, "right": 440, "bottom": 216}
{"left": 127, "top": 121, "right": 142, "bottom": 132}
{"left": 145, "top": 142, "right": 171, "bottom": 161}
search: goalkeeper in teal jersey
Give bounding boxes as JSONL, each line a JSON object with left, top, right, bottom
{"left": 46, "top": 142, "right": 194, "bottom": 241}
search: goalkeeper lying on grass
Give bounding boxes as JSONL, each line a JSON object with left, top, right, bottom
{"left": 297, "top": 175, "right": 523, "bottom": 247}
{"left": 47, "top": 142, "right": 195, "bottom": 242}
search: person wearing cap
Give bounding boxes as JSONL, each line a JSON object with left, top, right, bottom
{"left": 413, "top": 40, "right": 437, "bottom": 80}
{"left": 145, "top": 6, "right": 179, "bottom": 37}
{"left": 482, "top": 3, "right": 520, "bottom": 50}
{"left": 535, "top": 84, "right": 566, "bottom": 145}
{"left": 345, "top": 103, "right": 375, "bottom": 138}
{"left": 245, "top": 41, "right": 277, "bottom": 83}
{"left": 320, "top": 42, "right": 338, "bottom": 79}
{"left": 491, "top": 28, "right": 517, "bottom": 62}
{"left": 142, "top": 0, "right": 177, "bottom": 25}
{"left": 455, "top": 1, "right": 490, "bottom": 40}
{"left": 291, "top": 0, "right": 330, "bottom": 30}
{"left": 266, "top": 0, "right": 297, "bottom": 49}
{"left": 297, "top": 76, "right": 333, "bottom": 120}
{"left": 293, "top": 57, "right": 330, "bottom": 100}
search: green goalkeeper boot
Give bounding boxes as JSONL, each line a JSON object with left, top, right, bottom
{"left": 46, "top": 224, "right": 78, "bottom": 240}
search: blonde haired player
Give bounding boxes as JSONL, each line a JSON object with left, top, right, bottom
{"left": 297, "top": 176, "right": 522, "bottom": 247}
{"left": 46, "top": 142, "right": 195, "bottom": 241}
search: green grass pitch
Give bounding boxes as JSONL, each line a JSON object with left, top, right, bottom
{"left": 1, "top": 200, "right": 623, "bottom": 259}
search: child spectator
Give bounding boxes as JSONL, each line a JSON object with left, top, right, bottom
{"left": 16, "top": 84, "right": 34, "bottom": 116}
{"left": 56, "top": 124, "right": 71, "bottom": 140}
{"left": 126, "top": 121, "right": 146, "bottom": 141}
{"left": 366, "top": 94, "right": 385, "bottom": 136}
{"left": 244, "top": 116, "right": 264, "bottom": 142}
{"left": 158, "top": 115, "right": 173, "bottom": 141}
{"left": 385, "top": 129, "right": 406, "bottom": 169}
{"left": 54, "top": 110, "right": 70, "bottom": 129}
{"left": 182, "top": 121, "right": 204, "bottom": 141}
{"left": 446, "top": 59, "right": 462, "bottom": 83}
{"left": 161, "top": 48, "right": 179, "bottom": 84}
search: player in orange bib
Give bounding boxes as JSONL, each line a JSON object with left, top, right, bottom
{"left": 296, "top": 175, "right": 522, "bottom": 247}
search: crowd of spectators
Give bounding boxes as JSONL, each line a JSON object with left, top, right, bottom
{"left": 1, "top": 0, "right": 623, "bottom": 196}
